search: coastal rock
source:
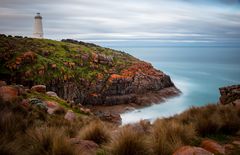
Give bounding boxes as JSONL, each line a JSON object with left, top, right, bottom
{"left": 46, "top": 61, "right": 179, "bottom": 106}
{"left": 97, "top": 112, "right": 122, "bottom": 124}
{"left": 64, "top": 110, "right": 76, "bottom": 121}
{"left": 124, "top": 106, "right": 136, "bottom": 112}
{"left": 31, "top": 85, "right": 46, "bottom": 93}
{"left": 46, "top": 91, "right": 59, "bottom": 98}
{"left": 0, "top": 86, "right": 19, "bottom": 102}
{"left": 201, "top": 139, "right": 225, "bottom": 154}
{"left": 219, "top": 85, "right": 240, "bottom": 105}
{"left": 173, "top": 146, "right": 212, "bottom": 155}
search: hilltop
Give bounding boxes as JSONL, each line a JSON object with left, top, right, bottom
{"left": 0, "top": 34, "right": 179, "bottom": 112}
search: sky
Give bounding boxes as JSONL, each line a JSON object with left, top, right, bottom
{"left": 0, "top": 0, "right": 240, "bottom": 46}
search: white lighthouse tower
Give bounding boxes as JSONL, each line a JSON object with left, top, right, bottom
{"left": 33, "top": 13, "right": 43, "bottom": 38}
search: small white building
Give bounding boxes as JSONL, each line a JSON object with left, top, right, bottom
{"left": 33, "top": 13, "right": 43, "bottom": 38}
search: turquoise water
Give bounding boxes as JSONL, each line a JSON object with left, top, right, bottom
{"left": 109, "top": 47, "right": 240, "bottom": 124}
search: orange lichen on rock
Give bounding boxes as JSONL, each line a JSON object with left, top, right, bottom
{"left": 109, "top": 74, "right": 127, "bottom": 81}
{"left": 92, "top": 53, "right": 98, "bottom": 63}
{"left": 90, "top": 93, "right": 99, "bottom": 97}
{"left": 6, "top": 51, "right": 37, "bottom": 70}
{"left": 120, "top": 62, "right": 164, "bottom": 78}
{"left": 22, "top": 51, "right": 36, "bottom": 61}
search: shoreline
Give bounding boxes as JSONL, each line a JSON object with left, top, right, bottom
{"left": 86, "top": 86, "right": 181, "bottom": 123}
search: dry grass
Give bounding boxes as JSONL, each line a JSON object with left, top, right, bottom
{"left": 1, "top": 97, "right": 240, "bottom": 155}
{"left": 176, "top": 104, "right": 240, "bottom": 136}
{"left": 151, "top": 119, "right": 196, "bottom": 155}
{"left": 79, "top": 120, "right": 110, "bottom": 145}
{"left": 25, "top": 126, "right": 77, "bottom": 155}
{"left": 108, "top": 126, "right": 150, "bottom": 155}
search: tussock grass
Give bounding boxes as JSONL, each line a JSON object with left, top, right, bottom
{"left": 108, "top": 126, "right": 150, "bottom": 155}
{"left": 176, "top": 104, "right": 240, "bottom": 136}
{"left": 1, "top": 95, "right": 240, "bottom": 155}
{"left": 79, "top": 120, "right": 110, "bottom": 145}
{"left": 25, "top": 127, "right": 77, "bottom": 155}
{"left": 151, "top": 119, "right": 196, "bottom": 155}
{"left": 46, "top": 115, "right": 84, "bottom": 138}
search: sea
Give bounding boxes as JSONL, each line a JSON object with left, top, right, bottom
{"left": 104, "top": 46, "right": 240, "bottom": 124}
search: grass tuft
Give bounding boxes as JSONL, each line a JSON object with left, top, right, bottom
{"left": 151, "top": 119, "right": 196, "bottom": 155}
{"left": 79, "top": 120, "right": 110, "bottom": 145}
{"left": 108, "top": 126, "right": 150, "bottom": 155}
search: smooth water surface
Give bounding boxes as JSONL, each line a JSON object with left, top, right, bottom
{"left": 110, "top": 46, "right": 240, "bottom": 124}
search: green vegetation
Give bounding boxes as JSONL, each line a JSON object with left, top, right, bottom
{"left": 0, "top": 34, "right": 137, "bottom": 85}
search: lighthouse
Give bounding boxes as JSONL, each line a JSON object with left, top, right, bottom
{"left": 33, "top": 13, "right": 43, "bottom": 38}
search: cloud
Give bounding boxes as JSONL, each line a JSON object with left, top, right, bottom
{"left": 0, "top": 0, "right": 240, "bottom": 46}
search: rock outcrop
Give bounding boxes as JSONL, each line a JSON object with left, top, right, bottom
{"left": 219, "top": 85, "right": 240, "bottom": 105}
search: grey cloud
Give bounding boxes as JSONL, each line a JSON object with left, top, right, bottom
{"left": 0, "top": 0, "right": 240, "bottom": 45}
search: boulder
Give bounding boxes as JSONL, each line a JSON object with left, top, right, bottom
{"left": 79, "top": 108, "right": 92, "bottom": 115}
{"left": 0, "top": 80, "right": 7, "bottom": 87}
{"left": 232, "top": 140, "right": 240, "bottom": 146}
{"left": 64, "top": 110, "right": 76, "bottom": 121}
{"left": 124, "top": 106, "right": 135, "bottom": 112}
{"left": 46, "top": 91, "right": 59, "bottom": 98}
{"left": 0, "top": 86, "right": 18, "bottom": 102}
{"left": 201, "top": 139, "right": 225, "bottom": 155}
{"left": 68, "top": 138, "right": 99, "bottom": 155}
{"left": 97, "top": 112, "right": 122, "bottom": 124}
{"left": 45, "top": 100, "right": 58, "bottom": 108}
{"left": 29, "top": 98, "right": 47, "bottom": 110}
{"left": 44, "top": 100, "right": 67, "bottom": 115}
{"left": 31, "top": 85, "right": 46, "bottom": 93}
{"left": 173, "top": 146, "right": 213, "bottom": 155}
{"left": 15, "top": 85, "right": 26, "bottom": 95}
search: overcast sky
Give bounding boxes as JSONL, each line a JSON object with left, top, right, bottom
{"left": 0, "top": 0, "right": 240, "bottom": 46}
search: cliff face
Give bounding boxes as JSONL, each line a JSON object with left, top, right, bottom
{"left": 0, "top": 34, "right": 178, "bottom": 105}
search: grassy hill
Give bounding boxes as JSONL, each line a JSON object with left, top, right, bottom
{"left": 0, "top": 34, "right": 177, "bottom": 106}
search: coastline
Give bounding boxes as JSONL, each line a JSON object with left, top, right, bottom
{"left": 87, "top": 86, "right": 180, "bottom": 121}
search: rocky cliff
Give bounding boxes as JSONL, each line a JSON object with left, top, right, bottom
{"left": 0, "top": 34, "right": 179, "bottom": 106}
{"left": 219, "top": 85, "right": 240, "bottom": 105}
